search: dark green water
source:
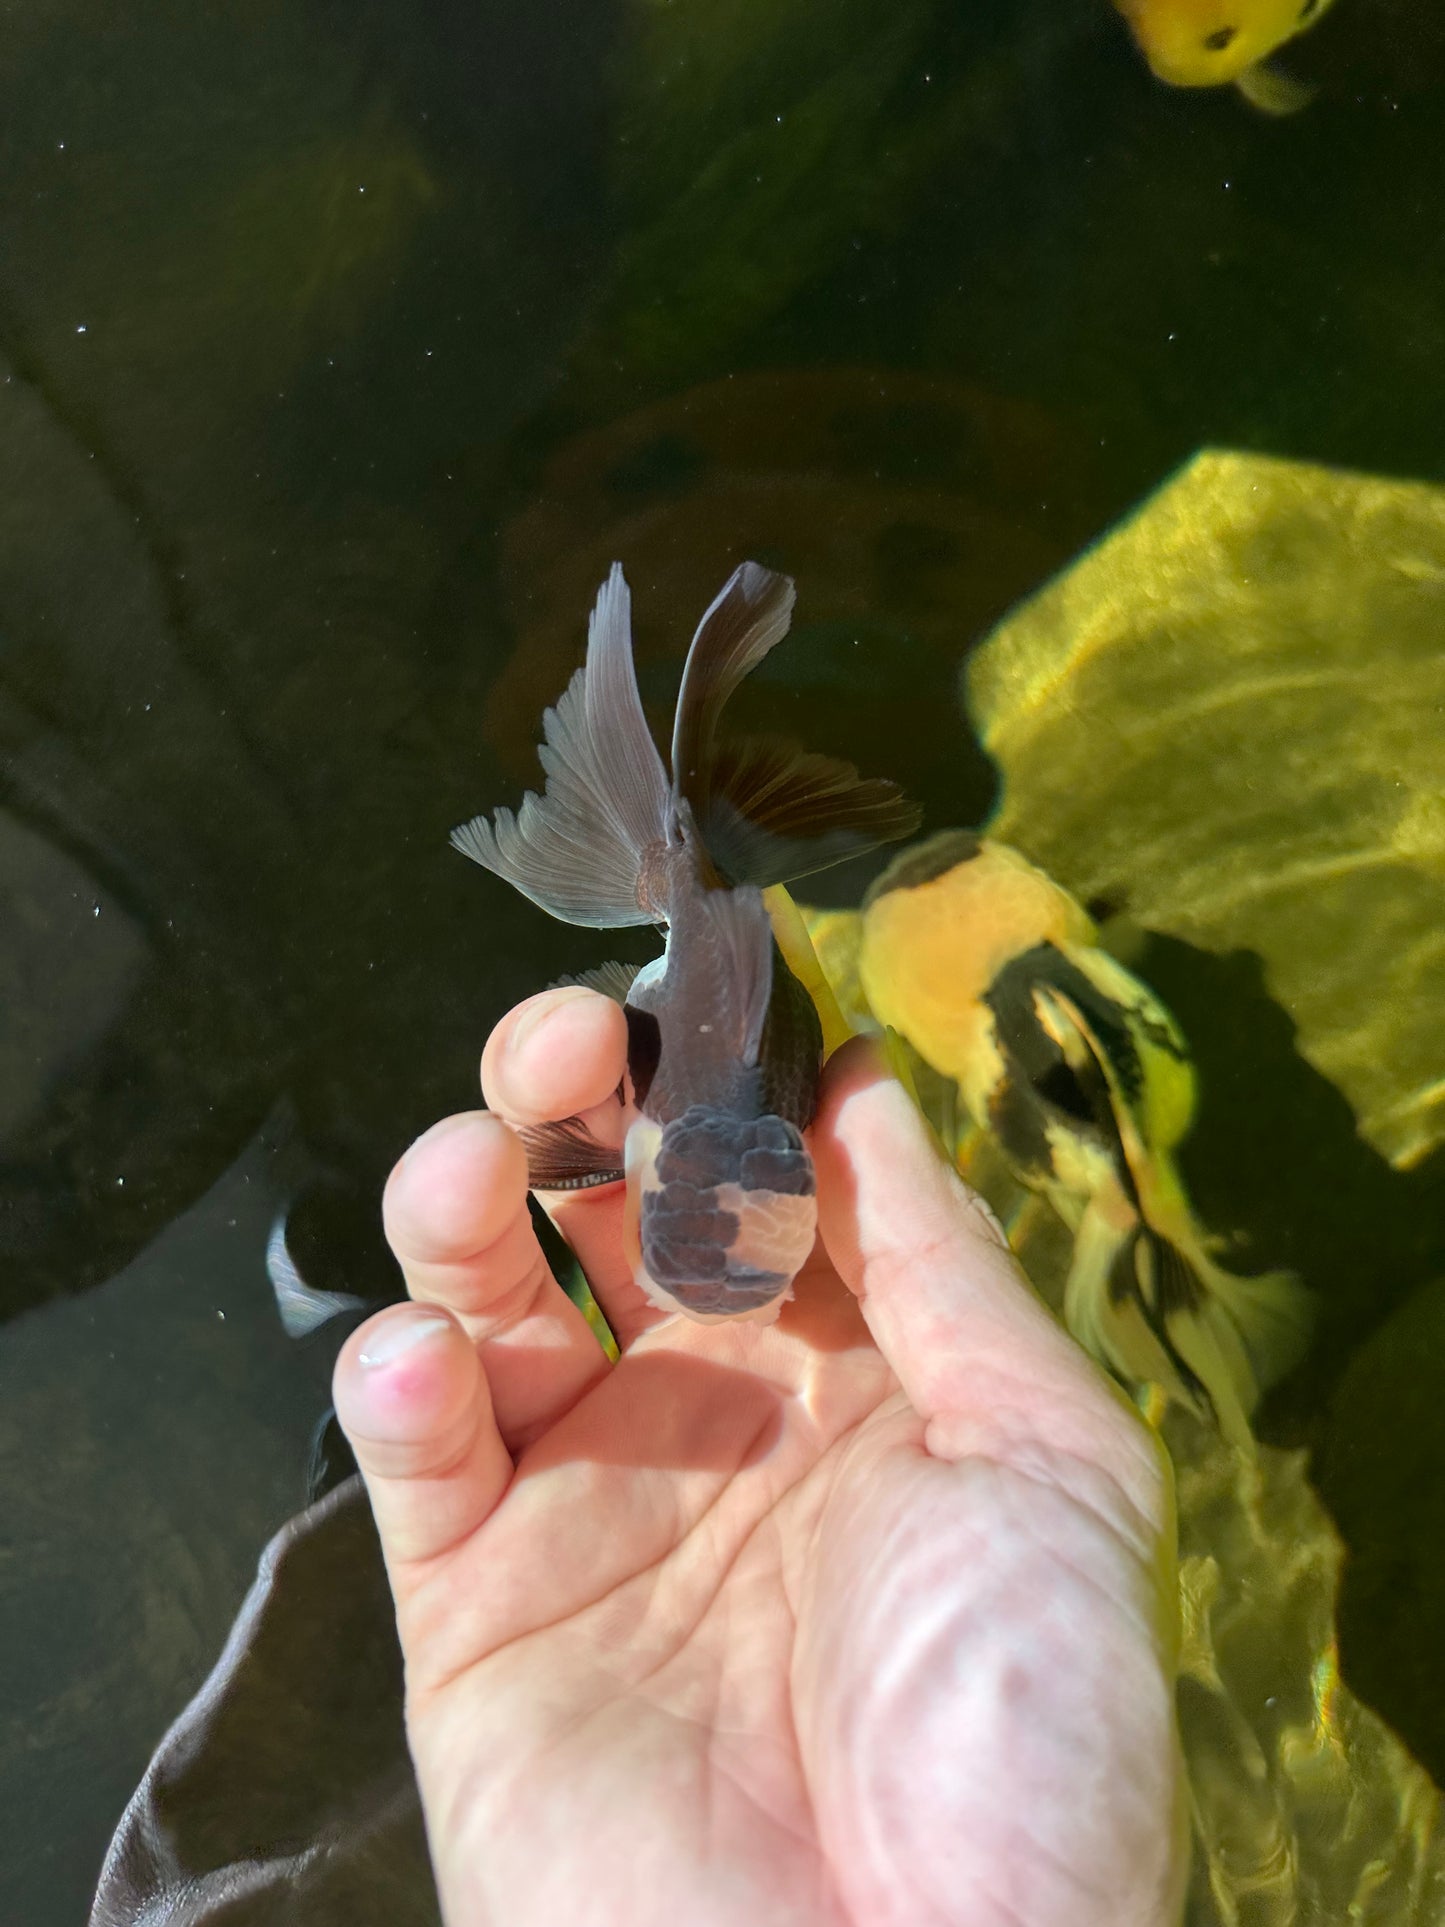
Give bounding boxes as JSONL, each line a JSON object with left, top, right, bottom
{"left": 2, "top": 0, "right": 1443, "bottom": 1919}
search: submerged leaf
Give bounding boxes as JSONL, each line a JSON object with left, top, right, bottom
{"left": 968, "top": 449, "right": 1445, "bottom": 1171}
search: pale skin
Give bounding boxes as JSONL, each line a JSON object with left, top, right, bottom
{"left": 334, "top": 987, "right": 1189, "bottom": 1927}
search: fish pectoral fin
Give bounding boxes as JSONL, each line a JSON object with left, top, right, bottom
{"left": 518, "top": 1116, "right": 626, "bottom": 1191}
{"left": 694, "top": 880, "right": 776, "bottom": 1068}
{"left": 1235, "top": 60, "right": 1317, "bottom": 115}
{"left": 555, "top": 959, "right": 644, "bottom": 1005}
{"left": 701, "top": 734, "right": 922, "bottom": 887}
{"left": 452, "top": 564, "right": 673, "bottom": 928}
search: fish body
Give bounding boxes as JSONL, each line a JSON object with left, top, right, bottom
{"left": 857, "top": 832, "right": 1309, "bottom": 1442}
{"left": 1112, "top": 0, "right": 1336, "bottom": 110}
{"left": 453, "top": 561, "right": 918, "bottom": 1323}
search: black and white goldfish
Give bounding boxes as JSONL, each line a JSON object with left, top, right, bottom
{"left": 1112, "top": 0, "right": 1337, "bottom": 112}
{"left": 452, "top": 561, "right": 919, "bottom": 1323}
{"left": 855, "top": 832, "right": 1310, "bottom": 1444}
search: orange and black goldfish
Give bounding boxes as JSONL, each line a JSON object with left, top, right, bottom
{"left": 452, "top": 562, "right": 919, "bottom": 1322}
{"left": 857, "top": 832, "right": 1310, "bottom": 1444}
{"left": 1112, "top": 0, "right": 1338, "bottom": 112}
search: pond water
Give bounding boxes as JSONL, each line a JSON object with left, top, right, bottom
{"left": 2, "top": 1, "right": 1443, "bottom": 1921}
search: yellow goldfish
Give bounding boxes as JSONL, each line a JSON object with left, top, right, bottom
{"left": 1112, "top": 0, "right": 1337, "bottom": 112}
{"left": 854, "top": 831, "right": 1310, "bottom": 1446}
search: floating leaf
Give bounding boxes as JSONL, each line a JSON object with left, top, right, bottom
{"left": 968, "top": 449, "right": 1445, "bottom": 1171}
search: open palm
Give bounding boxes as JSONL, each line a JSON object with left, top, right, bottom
{"left": 334, "top": 989, "right": 1185, "bottom": 1927}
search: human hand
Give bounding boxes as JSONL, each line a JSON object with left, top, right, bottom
{"left": 334, "top": 988, "right": 1186, "bottom": 1927}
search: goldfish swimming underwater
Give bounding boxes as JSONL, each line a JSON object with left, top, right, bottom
{"left": 1112, "top": 0, "right": 1338, "bottom": 111}
{"left": 854, "top": 832, "right": 1310, "bottom": 1444}
{"left": 453, "top": 561, "right": 919, "bottom": 1322}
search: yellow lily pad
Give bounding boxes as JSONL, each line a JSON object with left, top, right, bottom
{"left": 968, "top": 449, "right": 1445, "bottom": 1171}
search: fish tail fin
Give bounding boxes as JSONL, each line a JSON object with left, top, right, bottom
{"left": 1185, "top": 1248, "right": 1314, "bottom": 1406}
{"left": 1064, "top": 1194, "right": 1310, "bottom": 1449}
{"left": 451, "top": 563, "right": 674, "bottom": 927}
{"left": 672, "top": 561, "right": 920, "bottom": 888}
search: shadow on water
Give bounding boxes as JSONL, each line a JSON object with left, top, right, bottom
{"left": 1131, "top": 932, "right": 1445, "bottom": 1778}
{"left": 1139, "top": 935, "right": 1445, "bottom": 1413}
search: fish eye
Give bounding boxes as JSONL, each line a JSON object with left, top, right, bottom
{"left": 1202, "top": 24, "right": 1239, "bottom": 49}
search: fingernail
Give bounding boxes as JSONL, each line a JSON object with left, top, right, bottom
{"left": 510, "top": 986, "right": 595, "bottom": 1054}
{"left": 358, "top": 1310, "right": 455, "bottom": 1369}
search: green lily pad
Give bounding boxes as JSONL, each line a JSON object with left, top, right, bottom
{"left": 968, "top": 449, "right": 1445, "bottom": 1171}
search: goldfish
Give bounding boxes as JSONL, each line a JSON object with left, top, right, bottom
{"left": 855, "top": 832, "right": 1310, "bottom": 1444}
{"left": 1112, "top": 0, "right": 1337, "bottom": 112}
{"left": 452, "top": 561, "right": 919, "bottom": 1322}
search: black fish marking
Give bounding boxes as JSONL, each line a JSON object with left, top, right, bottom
{"left": 1108, "top": 1227, "right": 1211, "bottom": 1413}
{"left": 983, "top": 946, "right": 1124, "bottom": 1185}
{"left": 625, "top": 1003, "right": 662, "bottom": 1110}
{"left": 984, "top": 946, "right": 1155, "bottom": 1199}
{"left": 757, "top": 946, "right": 825, "bottom": 1128}
{"left": 863, "top": 829, "right": 985, "bottom": 908}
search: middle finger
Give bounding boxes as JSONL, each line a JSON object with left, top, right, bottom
{"left": 383, "top": 1110, "right": 609, "bottom": 1451}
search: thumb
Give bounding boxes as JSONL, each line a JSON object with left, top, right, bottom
{"left": 334, "top": 1305, "right": 514, "bottom": 1589}
{"left": 813, "top": 1039, "right": 1152, "bottom": 1473}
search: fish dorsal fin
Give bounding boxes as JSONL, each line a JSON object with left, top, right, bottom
{"left": 451, "top": 565, "right": 673, "bottom": 926}
{"left": 710, "top": 882, "right": 775, "bottom": 1069}
{"left": 671, "top": 560, "right": 921, "bottom": 886}
{"left": 658, "top": 875, "right": 774, "bottom": 1071}
{"left": 703, "top": 736, "right": 922, "bottom": 887}
{"left": 671, "top": 561, "right": 797, "bottom": 817}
